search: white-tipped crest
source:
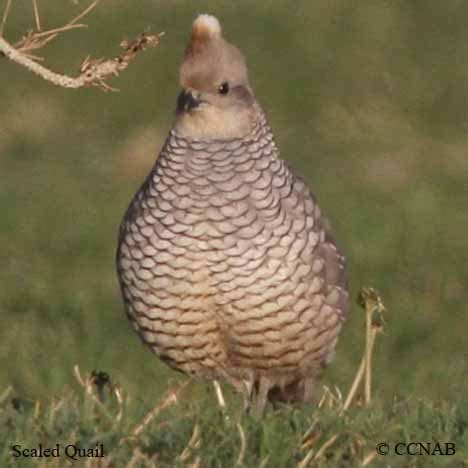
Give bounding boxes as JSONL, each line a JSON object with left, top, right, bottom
{"left": 192, "top": 14, "right": 222, "bottom": 38}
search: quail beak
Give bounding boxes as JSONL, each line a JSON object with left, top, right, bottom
{"left": 176, "top": 89, "right": 202, "bottom": 114}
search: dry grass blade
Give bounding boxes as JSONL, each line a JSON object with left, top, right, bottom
{"left": 33, "top": 400, "right": 41, "bottom": 419}
{"left": 297, "top": 448, "right": 315, "bottom": 468}
{"left": 0, "top": 386, "right": 13, "bottom": 404}
{"left": 32, "top": 0, "right": 41, "bottom": 31}
{"left": 178, "top": 423, "right": 201, "bottom": 462}
{"left": 13, "top": 0, "right": 99, "bottom": 53}
{"left": 131, "top": 379, "right": 189, "bottom": 438}
{"left": 300, "top": 420, "right": 321, "bottom": 452}
{"left": 299, "top": 431, "right": 340, "bottom": 467}
{"left": 68, "top": 0, "right": 100, "bottom": 27}
{"left": 213, "top": 380, "right": 226, "bottom": 410}
{"left": 0, "top": 0, "right": 12, "bottom": 36}
{"left": 342, "top": 346, "right": 366, "bottom": 411}
{"left": 13, "top": 23, "right": 86, "bottom": 58}
{"left": 318, "top": 385, "right": 342, "bottom": 410}
{"left": 126, "top": 447, "right": 147, "bottom": 468}
{"left": 314, "top": 433, "right": 340, "bottom": 461}
{"left": 113, "top": 384, "right": 125, "bottom": 423}
{"left": 362, "top": 450, "right": 379, "bottom": 466}
{"left": 73, "top": 363, "right": 86, "bottom": 387}
{"left": 30, "top": 23, "right": 87, "bottom": 39}
{"left": 236, "top": 422, "right": 247, "bottom": 466}
{"left": 85, "top": 456, "right": 114, "bottom": 468}
{"left": 188, "top": 456, "right": 201, "bottom": 468}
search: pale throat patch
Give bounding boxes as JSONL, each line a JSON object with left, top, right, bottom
{"left": 174, "top": 105, "right": 255, "bottom": 140}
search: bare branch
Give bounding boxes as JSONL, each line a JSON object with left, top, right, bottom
{"left": 0, "top": 0, "right": 164, "bottom": 91}
{"left": 0, "top": 31, "right": 164, "bottom": 91}
{"left": 0, "top": 35, "right": 79, "bottom": 87}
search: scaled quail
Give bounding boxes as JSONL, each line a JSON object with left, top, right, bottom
{"left": 117, "top": 14, "right": 348, "bottom": 415}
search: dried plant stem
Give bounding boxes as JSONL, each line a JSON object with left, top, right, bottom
{"left": 188, "top": 457, "right": 201, "bottom": 468}
{"left": 0, "top": 36, "right": 85, "bottom": 87}
{"left": 213, "top": 380, "right": 227, "bottom": 410}
{"left": 10, "top": 0, "right": 99, "bottom": 53}
{"left": 364, "top": 307, "right": 375, "bottom": 405}
{"left": 236, "top": 423, "right": 247, "bottom": 466}
{"left": 0, "top": 0, "right": 12, "bottom": 36}
{"left": 362, "top": 450, "right": 379, "bottom": 466}
{"left": 298, "top": 433, "right": 340, "bottom": 467}
{"left": 0, "top": 32, "right": 163, "bottom": 90}
{"left": 32, "top": 0, "right": 41, "bottom": 31}
{"left": 342, "top": 331, "right": 378, "bottom": 411}
{"left": 131, "top": 380, "right": 188, "bottom": 438}
{"left": 27, "top": 23, "right": 87, "bottom": 40}
{"left": 68, "top": 0, "right": 100, "bottom": 26}
{"left": 33, "top": 0, "right": 99, "bottom": 46}
{"left": 126, "top": 448, "right": 149, "bottom": 468}
{"left": 178, "top": 423, "right": 201, "bottom": 462}
{"left": 314, "top": 434, "right": 340, "bottom": 460}
{"left": 342, "top": 288, "right": 385, "bottom": 412}
{"left": 297, "top": 448, "right": 315, "bottom": 468}
{"left": 0, "top": 386, "right": 13, "bottom": 405}
{"left": 0, "top": 0, "right": 163, "bottom": 91}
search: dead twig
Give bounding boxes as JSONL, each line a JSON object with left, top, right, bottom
{"left": 32, "top": 0, "right": 41, "bottom": 31}
{"left": 13, "top": 24, "right": 88, "bottom": 56}
{"left": 0, "top": 0, "right": 12, "bottom": 36}
{"left": 0, "top": 0, "right": 164, "bottom": 91}
{"left": 7, "top": 0, "right": 99, "bottom": 56}
{"left": 0, "top": 31, "right": 163, "bottom": 90}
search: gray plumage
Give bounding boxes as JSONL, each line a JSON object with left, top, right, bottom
{"left": 116, "top": 14, "right": 348, "bottom": 415}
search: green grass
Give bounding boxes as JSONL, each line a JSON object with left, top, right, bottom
{"left": 0, "top": 371, "right": 466, "bottom": 467}
{"left": 1, "top": 0, "right": 468, "bottom": 466}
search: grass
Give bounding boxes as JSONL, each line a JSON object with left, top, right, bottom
{"left": 1, "top": 381, "right": 466, "bottom": 467}
{"left": 1, "top": 0, "right": 468, "bottom": 466}
{"left": 1, "top": 307, "right": 466, "bottom": 467}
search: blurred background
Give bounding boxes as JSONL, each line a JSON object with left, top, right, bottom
{"left": 1, "top": 0, "right": 467, "bottom": 407}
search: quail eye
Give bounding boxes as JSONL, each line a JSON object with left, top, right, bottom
{"left": 218, "top": 82, "right": 230, "bottom": 95}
